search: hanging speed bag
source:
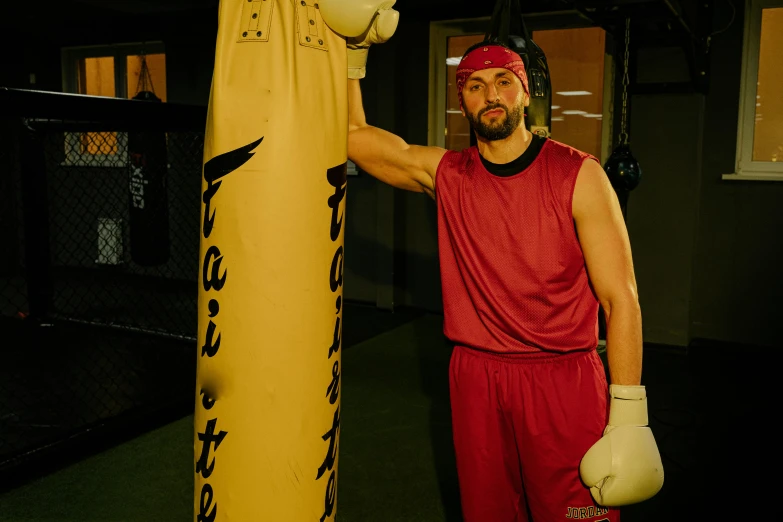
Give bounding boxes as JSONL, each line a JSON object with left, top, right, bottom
{"left": 604, "top": 143, "right": 642, "bottom": 193}
{"left": 195, "top": 1, "right": 347, "bottom": 521}
{"left": 128, "top": 90, "right": 170, "bottom": 266}
{"left": 485, "top": 0, "right": 552, "bottom": 137}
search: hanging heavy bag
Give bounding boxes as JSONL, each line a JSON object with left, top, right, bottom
{"left": 128, "top": 89, "right": 170, "bottom": 266}
{"left": 484, "top": 0, "right": 552, "bottom": 138}
{"left": 194, "top": 0, "right": 385, "bottom": 519}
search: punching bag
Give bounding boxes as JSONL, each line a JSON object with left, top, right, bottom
{"left": 485, "top": 0, "right": 552, "bottom": 137}
{"left": 196, "top": 1, "right": 347, "bottom": 520}
{"left": 604, "top": 143, "right": 641, "bottom": 214}
{"left": 128, "top": 90, "right": 170, "bottom": 266}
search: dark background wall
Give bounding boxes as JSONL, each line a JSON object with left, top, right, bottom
{"left": 625, "top": 0, "right": 782, "bottom": 349}
{"left": 691, "top": 2, "right": 783, "bottom": 349}
{"left": 2, "top": 0, "right": 779, "bottom": 349}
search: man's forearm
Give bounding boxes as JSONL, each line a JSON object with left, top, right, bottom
{"left": 603, "top": 299, "right": 643, "bottom": 386}
{"left": 348, "top": 79, "right": 367, "bottom": 130}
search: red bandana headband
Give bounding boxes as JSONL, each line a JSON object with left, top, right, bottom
{"left": 456, "top": 44, "right": 529, "bottom": 110}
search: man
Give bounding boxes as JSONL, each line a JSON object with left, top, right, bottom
{"left": 334, "top": 3, "right": 664, "bottom": 520}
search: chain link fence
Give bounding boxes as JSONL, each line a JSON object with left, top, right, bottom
{"left": 0, "top": 88, "right": 205, "bottom": 487}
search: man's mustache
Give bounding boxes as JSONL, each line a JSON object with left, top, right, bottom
{"left": 479, "top": 103, "right": 508, "bottom": 117}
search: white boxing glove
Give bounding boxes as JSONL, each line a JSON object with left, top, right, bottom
{"left": 579, "top": 384, "right": 664, "bottom": 507}
{"left": 319, "top": 0, "right": 399, "bottom": 79}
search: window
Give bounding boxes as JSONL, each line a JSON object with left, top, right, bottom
{"left": 429, "top": 16, "right": 614, "bottom": 164}
{"left": 61, "top": 42, "right": 167, "bottom": 167}
{"left": 725, "top": 0, "right": 783, "bottom": 181}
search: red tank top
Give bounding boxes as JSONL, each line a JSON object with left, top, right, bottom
{"left": 436, "top": 139, "right": 600, "bottom": 356}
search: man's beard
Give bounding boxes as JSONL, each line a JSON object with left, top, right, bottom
{"left": 466, "top": 102, "right": 524, "bottom": 141}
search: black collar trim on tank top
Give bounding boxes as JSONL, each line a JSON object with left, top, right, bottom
{"left": 479, "top": 134, "right": 547, "bottom": 177}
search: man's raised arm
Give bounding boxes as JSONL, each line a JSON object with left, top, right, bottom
{"left": 320, "top": 0, "right": 444, "bottom": 196}
{"left": 348, "top": 79, "right": 443, "bottom": 197}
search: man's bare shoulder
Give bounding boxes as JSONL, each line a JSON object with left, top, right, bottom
{"left": 573, "top": 158, "right": 618, "bottom": 221}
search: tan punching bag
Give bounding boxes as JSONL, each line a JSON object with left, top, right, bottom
{"left": 196, "top": 1, "right": 347, "bottom": 520}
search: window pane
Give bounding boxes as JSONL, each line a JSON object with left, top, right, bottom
{"left": 444, "top": 28, "right": 606, "bottom": 157}
{"left": 80, "top": 131, "right": 119, "bottom": 156}
{"left": 77, "top": 56, "right": 115, "bottom": 97}
{"left": 753, "top": 7, "right": 783, "bottom": 162}
{"left": 76, "top": 56, "right": 118, "bottom": 156}
{"left": 127, "top": 53, "right": 167, "bottom": 101}
{"left": 532, "top": 27, "right": 605, "bottom": 159}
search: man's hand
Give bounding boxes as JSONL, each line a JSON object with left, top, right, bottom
{"left": 579, "top": 384, "right": 664, "bottom": 506}
{"left": 346, "top": 5, "right": 399, "bottom": 79}
{"left": 319, "top": 0, "right": 400, "bottom": 79}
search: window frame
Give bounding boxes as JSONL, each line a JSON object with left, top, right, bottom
{"left": 60, "top": 41, "right": 165, "bottom": 168}
{"left": 428, "top": 13, "right": 616, "bottom": 165}
{"left": 724, "top": 0, "right": 783, "bottom": 182}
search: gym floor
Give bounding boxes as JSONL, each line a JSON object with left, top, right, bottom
{"left": 0, "top": 301, "right": 776, "bottom": 521}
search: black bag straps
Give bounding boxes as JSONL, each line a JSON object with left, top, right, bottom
{"left": 484, "top": 0, "right": 532, "bottom": 51}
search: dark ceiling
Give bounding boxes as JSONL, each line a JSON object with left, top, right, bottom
{"left": 3, "top": 0, "right": 717, "bottom": 73}
{"left": 2, "top": 0, "right": 212, "bottom": 31}
{"left": 3, "top": 0, "right": 711, "bottom": 35}
{"left": 69, "top": 0, "right": 220, "bottom": 14}
{"left": 1, "top": 0, "right": 721, "bottom": 95}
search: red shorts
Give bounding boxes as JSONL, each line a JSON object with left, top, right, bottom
{"left": 449, "top": 346, "right": 620, "bottom": 522}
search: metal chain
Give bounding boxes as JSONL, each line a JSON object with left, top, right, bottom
{"left": 135, "top": 54, "right": 156, "bottom": 96}
{"left": 620, "top": 17, "right": 630, "bottom": 145}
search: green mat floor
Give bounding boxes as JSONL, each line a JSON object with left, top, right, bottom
{"left": 0, "top": 310, "right": 702, "bottom": 522}
{"left": 0, "top": 314, "right": 461, "bottom": 522}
